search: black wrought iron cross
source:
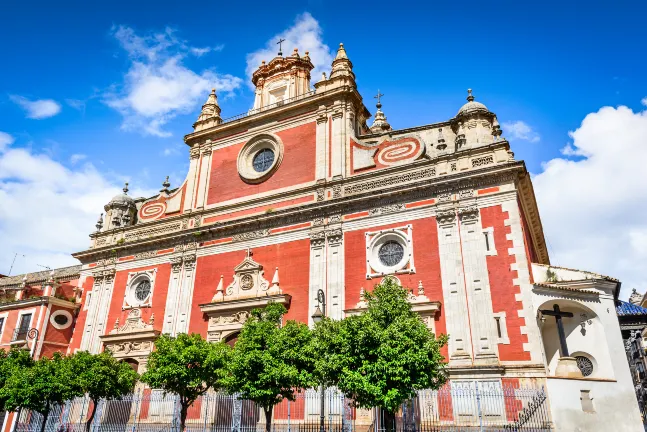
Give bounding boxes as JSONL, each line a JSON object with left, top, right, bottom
{"left": 277, "top": 38, "right": 285, "bottom": 56}
{"left": 540, "top": 304, "right": 574, "bottom": 357}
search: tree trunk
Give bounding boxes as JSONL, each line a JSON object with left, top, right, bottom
{"left": 180, "top": 402, "right": 189, "bottom": 432}
{"left": 39, "top": 407, "right": 50, "bottom": 432}
{"left": 382, "top": 410, "right": 396, "bottom": 432}
{"left": 264, "top": 406, "right": 273, "bottom": 432}
{"left": 85, "top": 399, "right": 98, "bottom": 432}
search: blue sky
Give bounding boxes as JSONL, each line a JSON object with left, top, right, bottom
{"left": 1, "top": 0, "right": 647, "bottom": 297}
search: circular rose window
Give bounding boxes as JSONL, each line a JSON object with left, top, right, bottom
{"left": 237, "top": 134, "right": 284, "bottom": 184}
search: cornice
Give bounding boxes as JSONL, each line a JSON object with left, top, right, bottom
{"left": 73, "top": 142, "right": 527, "bottom": 263}
{"left": 0, "top": 296, "right": 78, "bottom": 312}
{"left": 183, "top": 86, "right": 366, "bottom": 145}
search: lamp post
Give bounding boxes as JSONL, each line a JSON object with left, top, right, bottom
{"left": 311, "top": 289, "right": 326, "bottom": 432}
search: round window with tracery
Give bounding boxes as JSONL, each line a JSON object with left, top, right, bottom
{"left": 252, "top": 148, "right": 275, "bottom": 173}
{"left": 378, "top": 241, "right": 405, "bottom": 267}
{"left": 576, "top": 356, "right": 594, "bottom": 377}
{"left": 135, "top": 280, "right": 151, "bottom": 302}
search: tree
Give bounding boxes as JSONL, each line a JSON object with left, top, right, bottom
{"left": 224, "top": 303, "right": 314, "bottom": 432}
{"left": 2, "top": 352, "right": 82, "bottom": 432}
{"left": 141, "top": 333, "right": 230, "bottom": 432}
{"left": 0, "top": 348, "right": 34, "bottom": 411}
{"left": 68, "top": 350, "right": 139, "bottom": 432}
{"left": 313, "top": 278, "right": 448, "bottom": 431}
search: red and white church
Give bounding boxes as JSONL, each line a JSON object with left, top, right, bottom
{"left": 0, "top": 43, "right": 643, "bottom": 431}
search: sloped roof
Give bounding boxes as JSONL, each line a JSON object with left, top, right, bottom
{"left": 616, "top": 300, "right": 647, "bottom": 317}
{"left": 0, "top": 265, "right": 82, "bottom": 288}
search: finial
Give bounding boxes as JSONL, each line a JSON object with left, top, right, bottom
{"left": 149, "top": 313, "right": 155, "bottom": 325}
{"left": 211, "top": 88, "right": 216, "bottom": 94}
{"left": 246, "top": 247, "right": 253, "bottom": 258}
{"left": 374, "top": 89, "right": 384, "bottom": 109}
{"left": 467, "top": 89, "right": 474, "bottom": 102}
{"left": 161, "top": 176, "right": 170, "bottom": 193}
{"left": 123, "top": 182, "right": 129, "bottom": 194}
{"left": 276, "top": 38, "right": 285, "bottom": 56}
{"left": 113, "top": 318, "right": 119, "bottom": 330}
{"left": 321, "top": 72, "right": 327, "bottom": 81}
{"left": 261, "top": 60, "right": 266, "bottom": 65}
{"left": 96, "top": 213, "right": 104, "bottom": 231}
{"left": 418, "top": 280, "right": 424, "bottom": 296}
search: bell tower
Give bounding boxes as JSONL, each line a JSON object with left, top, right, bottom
{"left": 251, "top": 45, "right": 314, "bottom": 111}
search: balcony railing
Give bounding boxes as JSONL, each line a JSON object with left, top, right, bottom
{"left": 219, "top": 90, "right": 317, "bottom": 125}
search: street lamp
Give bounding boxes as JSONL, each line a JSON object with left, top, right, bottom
{"left": 311, "top": 289, "right": 326, "bottom": 432}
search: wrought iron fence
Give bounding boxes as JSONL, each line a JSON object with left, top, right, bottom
{"left": 14, "top": 384, "right": 552, "bottom": 432}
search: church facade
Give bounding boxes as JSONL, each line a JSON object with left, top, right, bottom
{"left": 1, "top": 44, "right": 642, "bottom": 431}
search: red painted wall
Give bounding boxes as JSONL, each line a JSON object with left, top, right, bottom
{"left": 481, "top": 205, "right": 530, "bottom": 361}
{"left": 344, "top": 217, "right": 448, "bottom": 356}
{"left": 106, "top": 264, "right": 172, "bottom": 335}
{"left": 190, "top": 239, "right": 311, "bottom": 335}
{"left": 68, "top": 275, "right": 94, "bottom": 353}
{"left": 207, "top": 122, "right": 317, "bottom": 205}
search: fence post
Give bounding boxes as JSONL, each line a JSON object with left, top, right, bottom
{"left": 475, "top": 384, "right": 484, "bottom": 432}
{"left": 78, "top": 397, "right": 88, "bottom": 429}
{"left": 131, "top": 390, "right": 141, "bottom": 432}
{"left": 287, "top": 397, "right": 291, "bottom": 432}
{"left": 92, "top": 399, "right": 104, "bottom": 432}
{"left": 231, "top": 395, "right": 242, "bottom": 432}
{"left": 202, "top": 395, "right": 210, "bottom": 432}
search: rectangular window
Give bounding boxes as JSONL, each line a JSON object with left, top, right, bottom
{"left": 495, "top": 317, "right": 502, "bottom": 338}
{"left": 493, "top": 312, "right": 509, "bottom": 344}
{"left": 17, "top": 313, "right": 32, "bottom": 338}
{"left": 0, "top": 317, "right": 4, "bottom": 335}
{"left": 482, "top": 227, "right": 496, "bottom": 256}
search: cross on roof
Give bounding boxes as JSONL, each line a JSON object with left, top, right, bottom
{"left": 277, "top": 38, "right": 285, "bottom": 56}
{"left": 246, "top": 247, "right": 253, "bottom": 259}
{"left": 374, "top": 90, "right": 385, "bottom": 111}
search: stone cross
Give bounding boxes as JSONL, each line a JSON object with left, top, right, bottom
{"left": 540, "top": 304, "right": 574, "bottom": 357}
{"left": 277, "top": 38, "right": 285, "bottom": 56}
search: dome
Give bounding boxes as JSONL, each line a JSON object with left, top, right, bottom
{"left": 106, "top": 183, "right": 135, "bottom": 209}
{"left": 457, "top": 89, "right": 489, "bottom": 116}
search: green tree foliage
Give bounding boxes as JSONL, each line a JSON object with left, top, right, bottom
{"left": 2, "top": 352, "right": 82, "bottom": 432}
{"left": 0, "top": 348, "right": 34, "bottom": 411}
{"left": 312, "top": 278, "right": 447, "bottom": 430}
{"left": 224, "top": 303, "right": 314, "bottom": 432}
{"left": 68, "top": 350, "right": 139, "bottom": 432}
{"left": 141, "top": 333, "right": 230, "bottom": 431}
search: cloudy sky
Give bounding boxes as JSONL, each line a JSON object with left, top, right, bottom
{"left": 0, "top": 1, "right": 646, "bottom": 298}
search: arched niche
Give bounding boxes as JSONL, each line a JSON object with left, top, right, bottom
{"left": 537, "top": 298, "right": 613, "bottom": 379}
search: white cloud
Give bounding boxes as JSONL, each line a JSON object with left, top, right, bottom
{"left": 70, "top": 153, "right": 87, "bottom": 164}
{"left": 0, "top": 132, "right": 14, "bottom": 152}
{"left": 502, "top": 120, "right": 540, "bottom": 143}
{"left": 532, "top": 103, "right": 647, "bottom": 299}
{"left": 245, "top": 13, "right": 333, "bottom": 89}
{"left": 10, "top": 95, "right": 61, "bottom": 119}
{"left": 0, "top": 140, "right": 154, "bottom": 276}
{"left": 105, "top": 25, "right": 242, "bottom": 137}
{"left": 641, "top": 97, "right": 647, "bottom": 107}
{"left": 190, "top": 44, "right": 224, "bottom": 57}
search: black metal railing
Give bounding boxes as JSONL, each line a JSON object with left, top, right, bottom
{"left": 11, "top": 328, "right": 28, "bottom": 342}
{"left": 15, "top": 383, "right": 553, "bottom": 432}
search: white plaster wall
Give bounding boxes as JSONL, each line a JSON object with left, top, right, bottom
{"left": 546, "top": 378, "right": 643, "bottom": 432}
